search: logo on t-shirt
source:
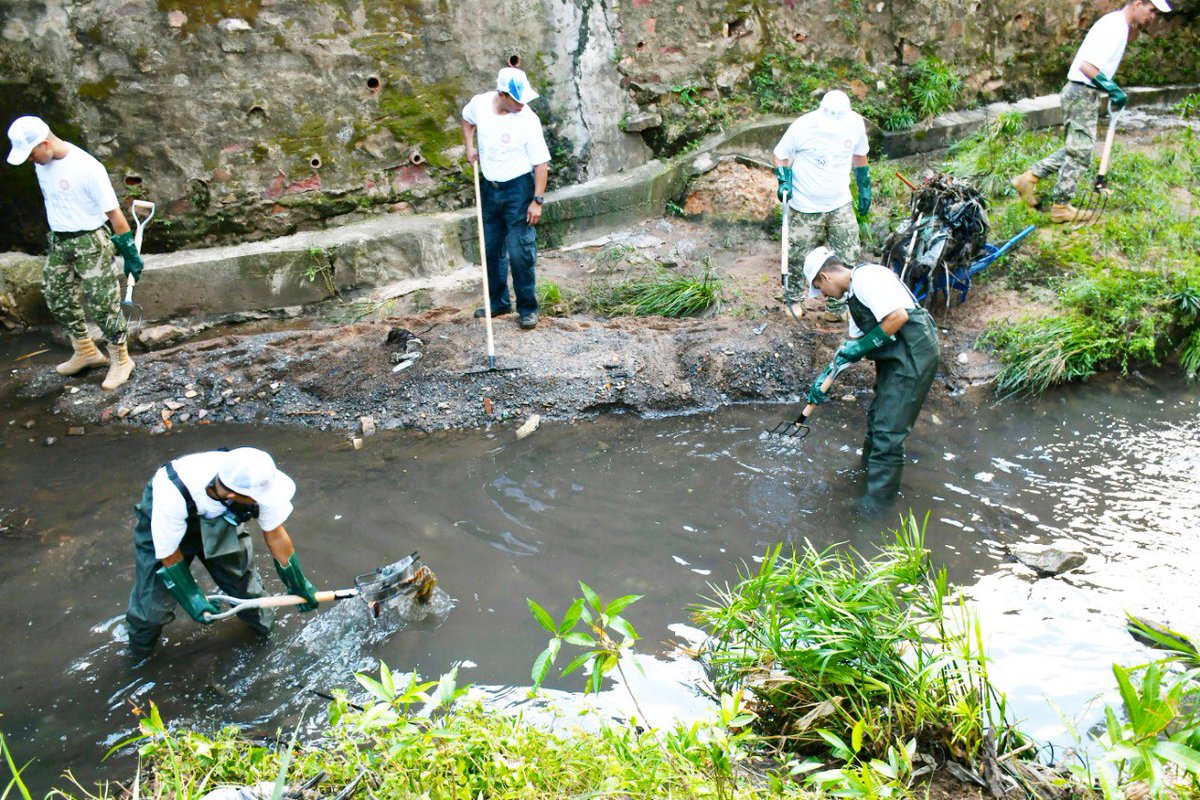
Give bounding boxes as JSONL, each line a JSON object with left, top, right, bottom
{"left": 843, "top": 139, "right": 852, "bottom": 150}
{"left": 501, "top": 133, "right": 511, "bottom": 144}
{"left": 815, "top": 157, "right": 827, "bottom": 168}
{"left": 59, "top": 179, "right": 70, "bottom": 191}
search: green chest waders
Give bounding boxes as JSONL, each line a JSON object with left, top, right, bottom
{"left": 847, "top": 292, "right": 940, "bottom": 512}
{"left": 124, "top": 462, "right": 276, "bottom": 658}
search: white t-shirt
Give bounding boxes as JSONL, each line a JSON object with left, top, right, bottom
{"left": 150, "top": 451, "right": 295, "bottom": 559}
{"left": 462, "top": 91, "right": 552, "bottom": 183}
{"left": 1068, "top": 10, "right": 1130, "bottom": 85}
{"left": 773, "top": 109, "right": 869, "bottom": 213}
{"left": 847, "top": 264, "right": 917, "bottom": 338}
{"left": 34, "top": 143, "right": 119, "bottom": 233}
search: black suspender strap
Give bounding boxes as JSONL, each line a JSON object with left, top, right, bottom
{"left": 163, "top": 461, "right": 199, "bottom": 521}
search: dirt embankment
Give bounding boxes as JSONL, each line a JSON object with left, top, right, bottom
{"left": 8, "top": 207, "right": 1028, "bottom": 438}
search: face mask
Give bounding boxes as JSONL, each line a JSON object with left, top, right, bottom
{"left": 221, "top": 498, "right": 259, "bottom": 526}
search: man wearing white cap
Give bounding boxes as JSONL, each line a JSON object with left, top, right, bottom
{"left": 772, "top": 89, "right": 871, "bottom": 322}
{"left": 1011, "top": 0, "right": 1170, "bottom": 223}
{"left": 125, "top": 447, "right": 318, "bottom": 659}
{"left": 802, "top": 247, "right": 939, "bottom": 515}
{"left": 461, "top": 66, "right": 552, "bottom": 329}
{"left": 6, "top": 115, "right": 144, "bottom": 389}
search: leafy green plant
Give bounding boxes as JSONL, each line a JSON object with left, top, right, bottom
{"left": 907, "top": 57, "right": 963, "bottom": 119}
{"left": 1063, "top": 661, "right": 1200, "bottom": 800}
{"left": 536, "top": 279, "right": 572, "bottom": 316}
{"left": 1181, "top": 329, "right": 1200, "bottom": 382}
{"left": 695, "top": 516, "right": 1024, "bottom": 771}
{"left": 584, "top": 265, "right": 723, "bottom": 318}
{"left": 672, "top": 83, "right": 701, "bottom": 107}
{"left": 1, "top": 732, "right": 34, "bottom": 800}
{"left": 528, "top": 583, "right": 643, "bottom": 705}
{"left": 1174, "top": 94, "right": 1200, "bottom": 119}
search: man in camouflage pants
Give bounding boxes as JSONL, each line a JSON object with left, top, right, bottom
{"left": 6, "top": 115, "right": 143, "bottom": 389}
{"left": 773, "top": 90, "right": 872, "bottom": 322}
{"left": 1011, "top": 0, "right": 1171, "bottom": 223}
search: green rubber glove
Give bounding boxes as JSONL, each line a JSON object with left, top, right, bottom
{"left": 275, "top": 553, "right": 319, "bottom": 612}
{"left": 854, "top": 165, "right": 872, "bottom": 216}
{"left": 111, "top": 231, "right": 144, "bottom": 280}
{"left": 807, "top": 363, "right": 837, "bottom": 405}
{"left": 1091, "top": 71, "right": 1127, "bottom": 111}
{"left": 837, "top": 323, "right": 896, "bottom": 363}
{"left": 774, "top": 166, "right": 793, "bottom": 203}
{"left": 156, "top": 561, "right": 220, "bottom": 624}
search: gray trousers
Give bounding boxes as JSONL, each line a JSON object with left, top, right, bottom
{"left": 125, "top": 481, "right": 275, "bottom": 658}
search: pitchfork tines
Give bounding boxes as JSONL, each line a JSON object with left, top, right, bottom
{"left": 767, "top": 415, "right": 811, "bottom": 438}
{"left": 1073, "top": 105, "right": 1123, "bottom": 229}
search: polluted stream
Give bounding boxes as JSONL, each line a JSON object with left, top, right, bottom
{"left": 1, "top": 346, "right": 1198, "bottom": 790}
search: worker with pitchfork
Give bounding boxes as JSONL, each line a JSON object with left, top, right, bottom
{"left": 125, "top": 448, "right": 319, "bottom": 659}
{"left": 1011, "top": 0, "right": 1171, "bottom": 224}
{"left": 5, "top": 115, "right": 143, "bottom": 390}
{"left": 772, "top": 89, "right": 872, "bottom": 323}
{"left": 803, "top": 247, "right": 939, "bottom": 516}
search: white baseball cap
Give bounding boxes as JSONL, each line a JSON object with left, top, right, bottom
{"left": 820, "top": 90, "right": 852, "bottom": 117}
{"left": 804, "top": 246, "right": 838, "bottom": 299}
{"left": 496, "top": 67, "right": 539, "bottom": 104}
{"left": 1149, "top": 0, "right": 1171, "bottom": 12}
{"left": 218, "top": 447, "right": 296, "bottom": 506}
{"left": 6, "top": 116, "right": 50, "bottom": 165}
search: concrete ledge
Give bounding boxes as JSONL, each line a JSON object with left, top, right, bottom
{"left": 2, "top": 84, "right": 1195, "bottom": 326}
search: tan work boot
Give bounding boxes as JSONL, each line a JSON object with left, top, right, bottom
{"left": 101, "top": 342, "right": 134, "bottom": 391}
{"left": 1050, "top": 203, "right": 1093, "bottom": 225}
{"left": 56, "top": 337, "right": 109, "bottom": 376}
{"left": 1011, "top": 171, "right": 1039, "bottom": 207}
{"left": 823, "top": 309, "right": 849, "bottom": 323}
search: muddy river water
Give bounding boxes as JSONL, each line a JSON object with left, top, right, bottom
{"left": 1, "top": 339, "right": 1198, "bottom": 790}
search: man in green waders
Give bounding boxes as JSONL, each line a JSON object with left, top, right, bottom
{"left": 803, "top": 247, "right": 940, "bottom": 515}
{"left": 125, "top": 447, "right": 319, "bottom": 659}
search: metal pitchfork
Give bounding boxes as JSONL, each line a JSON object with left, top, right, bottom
{"left": 766, "top": 359, "right": 851, "bottom": 438}
{"left": 203, "top": 552, "right": 437, "bottom": 622}
{"left": 779, "top": 195, "right": 802, "bottom": 323}
{"left": 1074, "top": 106, "right": 1124, "bottom": 229}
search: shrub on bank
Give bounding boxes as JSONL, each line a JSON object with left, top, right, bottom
{"left": 942, "top": 117, "right": 1200, "bottom": 395}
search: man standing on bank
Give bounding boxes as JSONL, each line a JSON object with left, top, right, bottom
{"left": 461, "top": 67, "right": 552, "bottom": 330}
{"left": 6, "top": 115, "right": 144, "bottom": 390}
{"left": 1011, "top": 0, "right": 1171, "bottom": 223}
{"left": 125, "top": 447, "right": 319, "bottom": 659}
{"left": 773, "top": 90, "right": 871, "bottom": 323}
{"left": 803, "top": 247, "right": 939, "bottom": 515}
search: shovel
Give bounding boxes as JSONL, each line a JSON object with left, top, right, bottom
{"left": 465, "top": 163, "right": 519, "bottom": 375}
{"left": 203, "top": 552, "right": 437, "bottom": 622}
{"left": 1074, "top": 106, "right": 1123, "bottom": 229}
{"left": 767, "top": 359, "right": 851, "bottom": 438}
{"left": 122, "top": 200, "right": 155, "bottom": 335}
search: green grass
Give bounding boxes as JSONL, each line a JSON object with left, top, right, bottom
{"left": 583, "top": 265, "right": 723, "bottom": 318}
{"left": 943, "top": 121, "right": 1200, "bottom": 395}
{"left": 694, "top": 516, "right": 1024, "bottom": 768}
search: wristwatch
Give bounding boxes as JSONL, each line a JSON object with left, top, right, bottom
{"left": 533, "top": 195, "right": 544, "bottom": 205}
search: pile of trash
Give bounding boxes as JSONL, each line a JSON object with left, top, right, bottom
{"left": 881, "top": 173, "right": 989, "bottom": 298}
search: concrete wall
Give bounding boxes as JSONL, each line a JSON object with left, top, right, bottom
{"left": 3, "top": 84, "right": 1191, "bottom": 329}
{"left": 1, "top": 0, "right": 1194, "bottom": 254}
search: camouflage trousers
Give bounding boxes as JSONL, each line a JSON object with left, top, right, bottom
{"left": 1031, "top": 82, "right": 1100, "bottom": 203}
{"left": 788, "top": 201, "right": 861, "bottom": 313}
{"left": 43, "top": 228, "right": 127, "bottom": 343}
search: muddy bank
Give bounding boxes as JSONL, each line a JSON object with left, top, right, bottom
{"left": 5, "top": 216, "right": 1013, "bottom": 437}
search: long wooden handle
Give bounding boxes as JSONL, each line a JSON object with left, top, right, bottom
{"left": 252, "top": 589, "right": 347, "bottom": 609}
{"left": 799, "top": 372, "right": 839, "bottom": 421}
{"left": 896, "top": 171, "right": 918, "bottom": 191}
{"left": 1096, "top": 111, "right": 1121, "bottom": 178}
{"left": 472, "top": 163, "right": 497, "bottom": 361}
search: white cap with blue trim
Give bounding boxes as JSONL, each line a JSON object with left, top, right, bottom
{"left": 496, "top": 67, "right": 539, "bottom": 104}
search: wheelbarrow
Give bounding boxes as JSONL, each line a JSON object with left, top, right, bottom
{"left": 905, "top": 224, "right": 1035, "bottom": 306}
{"left": 203, "top": 552, "right": 437, "bottom": 622}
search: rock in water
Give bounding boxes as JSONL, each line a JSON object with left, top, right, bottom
{"left": 1010, "top": 541, "right": 1087, "bottom": 576}
{"left": 516, "top": 414, "right": 541, "bottom": 440}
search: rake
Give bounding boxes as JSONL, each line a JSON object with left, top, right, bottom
{"left": 766, "top": 359, "right": 851, "bottom": 438}
{"left": 203, "top": 552, "right": 437, "bottom": 622}
{"left": 1074, "top": 106, "right": 1124, "bottom": 229}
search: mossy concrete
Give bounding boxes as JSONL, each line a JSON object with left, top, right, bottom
{"left": 0, "top": 85, "right": 1194, "bottom": 327}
